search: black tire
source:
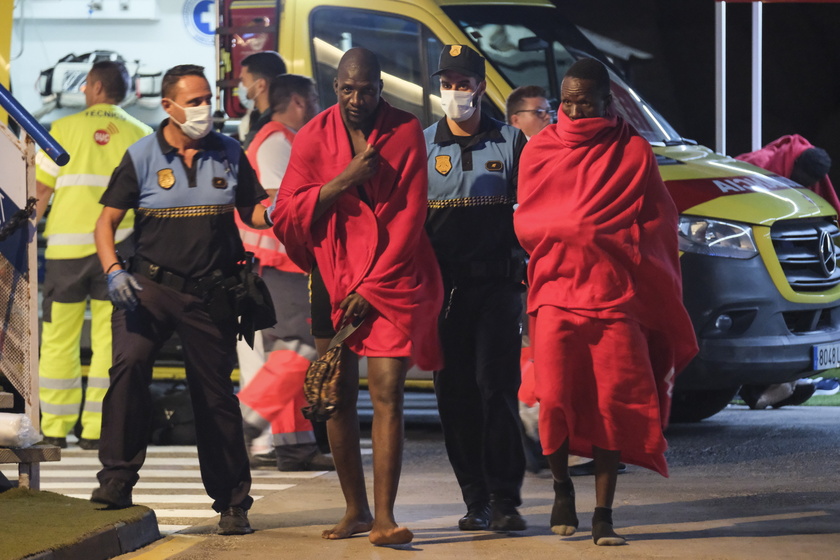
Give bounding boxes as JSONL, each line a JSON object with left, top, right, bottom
{"left": 669, "top": 387, "right": 741, "bottom": 423}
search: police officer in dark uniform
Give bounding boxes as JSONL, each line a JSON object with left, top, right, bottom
{"left": 424, "top": 45, "right": 528, "bottom": 532}
{"left": 91, "top": 64, "right": 270, "bottom": 536}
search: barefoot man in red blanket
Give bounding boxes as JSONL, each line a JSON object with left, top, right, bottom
{"left": 514, "top": 58, "right": 697, "bottom": 546}
{"left": 272, "top": 48, "right": 443, "bottom": 546}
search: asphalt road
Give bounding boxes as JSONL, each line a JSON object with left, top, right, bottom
{"left": 118, "top": 403, "right": 840, "bottom": 560}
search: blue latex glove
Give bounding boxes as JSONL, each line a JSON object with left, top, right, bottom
{"left": 107, "top": 270, "right": 143, "bottom": 311}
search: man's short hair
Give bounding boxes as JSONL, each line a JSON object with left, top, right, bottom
{"left": 564, "top": 58, "right": 611, "bottom": 97}
{"left": 241, "top": 51, "right": 287, "bottom": 80}
{"left": 89, "top": 60, "right": 130, "bottom": 103}
{"left": 793, "top": 147, "right": 832, "bottom": 183}
{"left": 269, "top": 74, "right": 315, "bottom": 113}
{"left": 161, "top": 64, "right": 207, "bottom": 99}
{"left": 506, "top": 85, "right": 547, "bottom": 124}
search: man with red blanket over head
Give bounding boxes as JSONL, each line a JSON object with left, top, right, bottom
{"left": 271, "top": 48, "right": 442, "bottom": 547}
{"left": 736, "top": 134, "right": 839, "bottom": 215}
{"left": 735, "top": 135, "right": 837, "bottom": 409}
{"left": 514, "top": 58, "right": 697, "bottom": 546}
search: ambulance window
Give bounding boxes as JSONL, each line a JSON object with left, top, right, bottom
{"left": 310, "top": 8, "right": 441, "bottom": 125}
{"left": 442, "top": 4, "right": 680, "bottom": 143}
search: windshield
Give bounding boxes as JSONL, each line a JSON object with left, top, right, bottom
{"left": 442, "top": 5, "right": 681, "bottom": 144}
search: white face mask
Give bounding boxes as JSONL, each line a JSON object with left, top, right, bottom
{"left": 440, "top": 89, "right": 477, "bottom": 122}
{"left": 169, "top": 101, "right": 213, "bottom": 140}
{"left": 238, "top": 80, "right": 255, "bottom": 110}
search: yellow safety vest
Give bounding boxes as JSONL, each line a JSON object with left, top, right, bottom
{"left": 36, "top": 103, "right": 152, "bottom": 259}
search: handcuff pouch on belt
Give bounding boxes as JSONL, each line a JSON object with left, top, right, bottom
{"left": 233, "top": 253, "right": 277, "bottom": 348}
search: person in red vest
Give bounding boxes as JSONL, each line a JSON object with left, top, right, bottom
{"left": 234, "top": 74, "right": 332, "bottom": 471}
{"left": 515, "top": 58, "right": 697, "bottom": 546}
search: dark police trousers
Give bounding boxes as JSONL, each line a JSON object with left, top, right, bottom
{"left": 434, "top": 276, "right": 526, "bottom": 508}
{"left": 97, "top": 275, "right": 253, "bottom": 513}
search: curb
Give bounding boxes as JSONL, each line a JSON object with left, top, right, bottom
{"left": 22, "top": 509, "right": 161, "bottom": 560}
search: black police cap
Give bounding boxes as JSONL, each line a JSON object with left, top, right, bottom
{"left": 432, "top": 44, "right": 485, "bottom": 80}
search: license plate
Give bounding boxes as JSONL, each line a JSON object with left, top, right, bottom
{"left": 812, "top": 342, "right": 840, "bottom": 369}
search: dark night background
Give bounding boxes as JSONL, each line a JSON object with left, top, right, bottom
{"left": 561, "top": 0, "right": 840, "bottom": 186}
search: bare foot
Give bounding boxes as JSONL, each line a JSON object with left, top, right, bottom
{"left": 321, "top": 515, "right": 374, "bottom": 540}
{"left": 369, "top": 525, "right": 414, "bottom": 546}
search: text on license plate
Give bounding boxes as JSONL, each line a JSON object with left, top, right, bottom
{"left": 812, "top": 342, "right": 840, "bottom": 369}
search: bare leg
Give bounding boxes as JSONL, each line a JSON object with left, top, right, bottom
{"left": 366, "top": 356, "right": 413, "bottom": 546}
{"left": 592, "top": 446, "right": 625, "bottom": 546}
{"left": 592, "top": 446, "right": 620, "bottom": 509}
{"left": 547, "top": 439, "right": 578, "bottom": 535}
{"left": 546, "top": 439, "right": 570, "bottom": 482}
{"left": 320, "top": 340, "right": 373, "bottom": 539}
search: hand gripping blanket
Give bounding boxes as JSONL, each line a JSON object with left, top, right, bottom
{"left": 272, "top": 101, "right": 443, "bottom": 370}
{"left": 515, "top": 110, "right": 698, "bottom": 475}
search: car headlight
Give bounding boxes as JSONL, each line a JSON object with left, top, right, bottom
{"left": 678, "top": 216, "right": 758, "bottom": 259}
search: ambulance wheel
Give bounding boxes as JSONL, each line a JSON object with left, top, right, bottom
{"left": 669, "top": 387, "right": 740, "bottom": 423}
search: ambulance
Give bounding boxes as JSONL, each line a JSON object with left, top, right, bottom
{"left": 216, "top": 0, "right": 840, "bottom": 421}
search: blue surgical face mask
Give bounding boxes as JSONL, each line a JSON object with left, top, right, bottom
{"left": 238, "top": 80, "right": 255, "bottom": 110}
{"left": 439, "top": 89, "right": 477, "bottom": 122}
{"left": 168, "top": 100, "right": 213, "bottom": 140}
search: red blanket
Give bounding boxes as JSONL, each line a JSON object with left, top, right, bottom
{"left": 735, "top": 134, "right": 840, "bottom": 214}
{"left": 515, "top": 110, "right": 697, "bottom": 473}
{"left": 271, "top": 101, "right": 443, "bottom": 370}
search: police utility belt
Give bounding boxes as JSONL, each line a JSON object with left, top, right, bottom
{"left": 130, "top": 255, "right": 276, "bottom": 348}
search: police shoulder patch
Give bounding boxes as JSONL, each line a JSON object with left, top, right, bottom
{"left": 435, "top": 155, "right": 453, "bottom": 176}
{"left": 157, "top": 168, "right": 175, "bottom": 189}
{"left": 486, "top": 160, "right": 503, "bottom": 172}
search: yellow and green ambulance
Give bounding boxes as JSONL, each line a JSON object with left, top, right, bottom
{"left": 217, "top": 0, "right": 840, "bottom": 421}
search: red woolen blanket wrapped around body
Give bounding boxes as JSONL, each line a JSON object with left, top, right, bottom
{"left": 515, "top": 111, "right": 697, "bottom": 475}
{"left": 272, "top": 101, "right": 443, "bottom": 371}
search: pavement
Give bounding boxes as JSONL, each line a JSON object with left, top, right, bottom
{"left": 15, "top": 404, "right": 840, "bottom": 560}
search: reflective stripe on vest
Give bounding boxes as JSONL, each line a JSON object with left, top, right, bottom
{"left": 38, "top": 104, "right": 152, "bottom": 259}
{"left": 238, "top": 121, "right": 304, "bottom": 273}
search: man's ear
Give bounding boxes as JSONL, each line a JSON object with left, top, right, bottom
{"left": 474, "top": 80, "right": 487, "bottom": 103}
{"left": 604, "top": 92, "right": 613, "bottom": 109}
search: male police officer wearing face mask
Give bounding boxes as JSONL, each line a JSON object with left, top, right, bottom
{"left": 238, "top": 51, "right": 287, "bottom": 150}
{"left": 424, "top": 45, "right": 528, "bottom": 533}
{"left": 91, "top": 64, "right": 270, "bottom": 536}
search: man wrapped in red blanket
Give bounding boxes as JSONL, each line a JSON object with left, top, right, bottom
{"left": 271, "top": 48, "right": 442, "bottom": 546}
{"left": 736, "top": 134, "right": 840, "bottom": 214}
{"left": 514, "top": 58, "right": 697, "bottom": 546}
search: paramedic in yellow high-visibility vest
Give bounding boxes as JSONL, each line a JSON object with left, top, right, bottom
{"left": 35, "top": 60, "right": 152, "bottom": 450}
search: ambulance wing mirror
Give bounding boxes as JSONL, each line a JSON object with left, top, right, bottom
{"left": 517, "top": 37, "right": 559, "bottom": 105}
{"left": 518, "top": 37, "right": 549, "bottom": 52}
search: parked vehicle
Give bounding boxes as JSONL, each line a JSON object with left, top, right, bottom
{"left": 216, "top": 0, "right": 840, "bottom": 421}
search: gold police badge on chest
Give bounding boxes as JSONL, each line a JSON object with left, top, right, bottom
{"left": 213, "top": 177, "right": 228, "bottom": 189}
{"left": 157, "top": 168, "right": 175, "bottom": 189}
{"left": 435, "top": 155, "right": 453, "bottom": 176}
{"left": 486, "top": 160, "right": 503, "bottom": 172}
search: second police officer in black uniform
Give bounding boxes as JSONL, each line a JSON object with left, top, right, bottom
{"left": 424, "top": 45, "right": 528, "bottom": 533}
